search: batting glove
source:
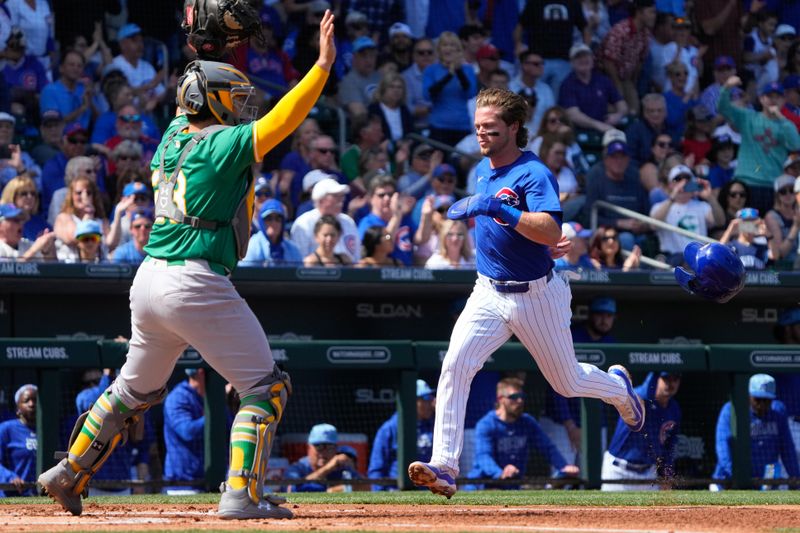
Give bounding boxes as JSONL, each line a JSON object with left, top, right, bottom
{"left": 447, "top": 194, "right": 522, "bottom": 227}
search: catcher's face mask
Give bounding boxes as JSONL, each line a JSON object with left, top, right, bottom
{"left": 231, "top": 85, "right": 258, "bottom": 123}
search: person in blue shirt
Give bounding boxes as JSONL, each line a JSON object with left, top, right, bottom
{"left": 368, "top": 379, "right": 435, "bottom": 491}
{"left": 239, "top": 199, "right": 303, "bottom": 267}
{"left": 774, "top": 308, "right": 800, "bottom": 457}
{"left": 553, "top": 222, "right": 596, "bottom": 272}
{"left": 601, "top": 371, "right": 681, "bottom": 490}
{"left": 467, "top": 378, "right": 578, "bottom": 489}
{"left": 163, "top": 368, "right": 205, "bottom": 495}
{"left": 112, "top": 208, "right": 152, "bottom": 265}
{"left": 712, "top": 373, "right": 800, "bottom": 488}
{"left": 0, "top": 385, "right": 38, "bottom": 497}
{"left": 572, "top": 297, "right": 618, "bottom": 343}
{"left": 40, "top": 49, "right": 93, "bottom": 130}
{"left": 286, "top": 423, "right": 362, "bottom": 492}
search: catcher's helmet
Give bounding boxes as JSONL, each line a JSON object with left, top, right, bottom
{"left": 177, "top": 60, "right": 257, "bottom": 126}
{"left": 183, "top": 0, "right": 263, "bottom": 59}
{"left": 674, "top": 241, "right": 746, "bottom": 303}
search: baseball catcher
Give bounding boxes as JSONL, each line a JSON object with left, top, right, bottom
{"left": 182, "top": 0, "right": 263, "bottom": 59}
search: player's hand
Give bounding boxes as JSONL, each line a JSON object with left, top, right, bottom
{"left": 500, "top": 464, "right": 519, "bottom": 479}
{"left": 421, "top": 195, "right": 435, "bottom": 218}
{"left": 697, "top": 178, "right": 712, "bottom": 200}
{"left": 316, "top": 10, "right": 336, "bottom": 72}
{"left": 447, "top": 193, "right": 502, "bottom": 220}
{"left": 548, "top": 234, "right": 572, "bottom": 260}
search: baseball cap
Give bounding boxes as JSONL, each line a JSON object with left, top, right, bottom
{"left": 308, "top": 423, "right": 338, "bottom": 445}
{"left": 412, "top": 144, "right": 434, "bottom": 158}
{"left": 779, "top": 307, "right": 800, "bottom": 326}
{"left": 338, "top": 445, "right": 358, "bottom": 459}
{"left": 784, "top": 153, "right": 800, "bottom": 170}
{"left": 569, "top": 43, "right": 592, "bottom": 60}
{"left": 311, "top": 178, "right": 349, "bottom": 201}
{"left": 760, "top": 81, "right": 784, "bottom": 96}
{"left": 561, "top": 221, "right": 591, "bottom": 240}
{"left": 41, "top": 109, "right": 63, "bottom": 124}
{"left": 590, "top": 296, "right": 617, "bottom": 314}
{"left": 433, "top": 194, "right": 456, "bottom": 210}
{"left": 712, "top": 133, "right": 736, "bottom": 147}
{"left": 433, "top": 163, "right": 456, "bottom": 178}
{"left": 476, "top": 44, "right": 500, "bottom": 61}
{"left": 0, "top": 111, "right": 16, "bottom": 125}
{"left": 602, "top": 128, "right": 626, "bottom": 148}
{"left": 0, "top": 203, "right": 23, "bottom": 221}
{"left": 75, "top": 219, "right": 103, "bottom": 239}
{"left": 117, "top": 23, "right": 142, "bottom": 41}
{"left": 776, "top": 24, "right": 797, "bottom": 38}
{"left": 259, "top": 199, "right": 286, "bottom": 219}
{"left": 345, "top": 10, "right": 367, "bottom": 26}
{"left": 254, "top": 175, "right": 271, "bottom": 194}
{"left": 130, "top": 208, "right": 154, "bottom": 224}
{"left": 303, "top": 169, "right": 334, "bottom": 193}
{"left": 353, "top": 36, "right": 377, "bottom": 53}
{"left": 714, "top": 55, "right": 736, "bottom": 70}
{"left": 417, "top": 379, "right": 435, "bottom": 399}
{"left": 737, "top": 207, "right": 759, "bottom": 220}
{"left": 659, "top": 371, "right": 682, "bottom": 378}
{"left": 774, "top": 174, "right": 796, "bottom": 192}
{"left": 64, "top": 122, "right": 88, "bottom": 138}
{"left": 668, "top": 164, "right": 694, "bottom": 181}
{"left": 122, "top": 181, "right": 151, "bottom": 197}
{"left": 749, "top": 373, "right": 776, "bottom": 399}
{"left": 389, "top": 22, "right": 413, "bottom": 38}
{"left": 605, "top": 140, "right": 628, "bottom": 156}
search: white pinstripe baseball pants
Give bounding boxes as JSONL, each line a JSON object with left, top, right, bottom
{"left": 430, "top": 272, "right": 629, "bottom": 476}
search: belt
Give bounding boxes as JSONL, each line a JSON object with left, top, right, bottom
{"left": 144, "top": 256, "right": 229, "bottom": 277}
{"left": 489, "top": 270, "right": 553, "bottom": 294}
{"left": 612, "top": 458, "right": 652, "bottom": 474}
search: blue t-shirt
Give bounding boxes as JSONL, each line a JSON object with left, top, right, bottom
{"left": 239, "top": 231, "right": 304, "bottom": 266}
{"left": 285, "top": 455, "right": 360, "bottom": 492}
{"left": 40, "top": 80, "right": 91, "bottom": 130}
{"left": 367, "top": 412, "right": 434, "bottom": 490}
{"left": 554, "top": 253, "right": 595, "bottom": 272}
{"left": 473, "top": 151, "right": 561, "bottom": 281}
{"left": 558, "top": 71, "right": 622, "bottom": 122}
{"left": 163, "top": 380, "right": 205, "bottom": 482}
{"left": 422, "top": 63, "right": 477, "bottom": 132}
{"left": 0, "top": 419, "right": 37, "bottom": 497}
{"left": 707, "top": 165, "right": 735, "bottom": 189}
{"left": 112, "top": 241, "right": 147, "bottom": 265}
{"left": 664, "top": 90, "right": 698, "bottom": 141}
{"left": 357, "top": 212, "right": 417, "bottom": 266}
{"left": 3, "top": 55, "right": 48, "bottom": 92}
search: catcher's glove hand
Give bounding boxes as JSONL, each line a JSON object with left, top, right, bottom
{"left": 183, "top": 0, "right": 263, "bottom": 59}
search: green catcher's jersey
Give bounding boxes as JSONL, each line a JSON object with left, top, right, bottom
{"left": 145, "top": 114, "right": 257, "bottom": 271}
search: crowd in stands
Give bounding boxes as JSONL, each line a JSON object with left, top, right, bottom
{"left": 1, "top": 0, "right": 800, "bottom": 269}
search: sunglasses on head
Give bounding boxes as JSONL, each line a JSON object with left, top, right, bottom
{"left": 119, "top": 114, "right": 141, "bottom": 123}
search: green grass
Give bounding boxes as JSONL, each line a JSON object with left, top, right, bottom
{"left": 4, "top": 490, "right": 800, "bottom": 507}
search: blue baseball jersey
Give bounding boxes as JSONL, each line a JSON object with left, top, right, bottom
{"left": 367, "top": 412, "right": 434, "bottom": 491}
{"left": 607, "top": 373, "right": 681, "bottom": 473}
{"left": 285, "top": 455, "right": 361, "bottom": 492}
{"left": 163, "top": 380, "right": 205, "bottom": 483}
{"left": 0, "top": 419, "right": 37, "bottom": 496}
{"left": 713, "top": 399, "right": 800, "bottom": 480}
{"left": 357, "top": 212, "right": 417, "bottom": 266}
{"left": 473, "top": 151, "right": 561, "bottom": 281}
{"left": 467, "top": 410, "right": 567, "bottom": 489}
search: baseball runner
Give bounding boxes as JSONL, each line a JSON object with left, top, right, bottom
{"left": 408, "top": 88, "right": 646, "bottom": 498}
{"left": 37, "top": 10, "right": 336, "bottom": 520}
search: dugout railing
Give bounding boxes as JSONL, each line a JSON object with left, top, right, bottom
{"left": 3, "top": 339, "right": 800, "bottom": 493}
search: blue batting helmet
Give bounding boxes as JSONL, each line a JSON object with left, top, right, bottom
{"left": 674, "top": 242, "right": 745, "bottom": 303}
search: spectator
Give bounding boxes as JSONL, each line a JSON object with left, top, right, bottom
{"left": 588, "top": 225, "right": 642, "bottom": 271}
{"left": 712, "top": 374, "right": 800, "bottom": 488}
{"left": 475, "top": 44, "right": 505, "bottom": 91}
{"left": 781, "top": 74, "right": 800, "bottom": 132}
{"left": 743, "top": 11, "right": 779, "bottom": 90}
{"left": 559, "top": 43, "right": 628, "bottom": 134}
{"left": 340, "top": 113, "right": 384, "bottom": 183}
{"left": 71, "top": 21, "right": 113, "bottom": 78}
{"left": 539, "top": 134, "right": 582, "bottom": 220}
{"left": 278, "top": 118, "right": 321, "bottom": 213}
{"left": 244, "top": 13, "right": 300, "bottom": 99}
{"left": 102, "top": 105, "right": 159, "bottom": 172}
{"left": 639, "top": 133, "right": 674, "bottom": 194}
{"left": 286, "top": 423, "right": 362, "bottom": 492}
{"left": 765, "top": 174, "right": 800, "bottom": 267}
{"left": 682, "top": 105, "right": 715, "bottom": 163}
{"left": 6, "top": 0, "right": 54, "bottom": 73}
{"left": 719, "top": 207, "right": 771, "bottom": 270}
{"left": 40, "top": 50, "right": 92, "bottom": 130}
{"left": 663, "top": 61, "right": 698, "bottom": 141}
{"left": 714, "top": 179, "right": 751, "bottom": 239}
{"left": 515, "top": 0, "right": 589, "bottom": 95}
{"left": 601, "top": 371, "right": 681, "bottom": 491}
{"left": 296, "top": 167, "right": 341, "bottom": 219}
{"left": 357, "top": 174, "right": 431, "bottom": 266}
{"left": 648, "top": 11, "right": 675, "bottom": 93}
{"left": 553, "top": 221, "right": 597, "bottom": 272}
{"left": 706, "top": 134, "right": 738, "bottom": 193}
{"left": 662, "top": 16, "right": 702, "bottom": 98}
{"left": 40, "top": 122, "right": 91, "bottom": 216}
{"left": 53, "top": 175, "right": 107, "bottom": 261}
{"left": 648, "top": 147, "right": 686, "bottom": 205}
{"left": 368, "top": 72, "right": 414, "bottom": 144}
{"left": 467, "top": 377, "right": 578, "bottom": 489}
{"left": 582, "top": 0, "right": 612, "bottom": 49}
{"left": 425, "top": 219, "right": 474, "bottom": 269}
{"left": 0, "top": 112, "right": 39, "bottom": 189}
{"left": 303, "top": 214, "right": 353, "bottom": 267}
{"left": 397, "top": 144, "right": 442, "bottom": 199}
{"left": 0, "top": 175, "right": 49, "bottom": 240}
{"left": 349, "top": 0, "right": 405, "bottom": 45}
{"left": 379, "top": 22, "right": 414, "bottom": 72}
{"left": 368, "top": 379, "right": 435, "bottom": 490}
{"left": 402, "top": 37, "right": 435, "bottom": 131}
{"left": 164, "top": 368, "right": 206, "bottom": 495}
{"left": 251, "top": 176, "right": 273, "bottom": 233}
{"left": 411, "top": 163, "right": 457, "bottom": 224}
{"left": 0, "top": 384, "right": 37, "bottom": 497}
{"left": 68, "top": 218, "right": 105, "bottom": 263}
{"left": 338, "top": 36, "right": 381, "bottom": 118}
{"left": 111, "top": 208, "right": 153, "bottom": 265}
{"left": 422, "top": 31, "right": 478, "bottom": 147}
{"left": 30, "top": 110, "right": 64, "bottom": 168}
{"left": 110, "top": 24, "right": 166, "bottom": 110}
{"left": 584, "top": 140, "right": 650, "bottom": 250}
{"left": 717, "top": 76, "right": 800, "bottom": 215}
{"left": 599, "top": 0, "right": 656, "bottom": 115}
{"left": 357, "top": 225, "right": 402, "bottom": 267}
{"left": 240, "top": 200, "right": 303, "bottom": 267}
{"left": 339, "top": 12, "right": 370, "bottom": 78}
{"left": 0, "top": 202, "right": 55, "bottom": 261}
{"left": 527, "top": 106, "right": 588, "bottom": 177}
{"left": 91, "top": 79, "right": 160, "bottom": 146}
{"left": 785, "top": 154, "right": 800, "bottom": 179}
{"left": 458, "top": 23, "right": 487, "bottom": 71}
{"left": 291, "top": 178, "right": 361, "bottom": 262}
{"left": 49, "top": 155, "right": 99, "bottom": 226}
{"left": 413, "top": 194, "right": 456, "bottom": 265}
{"left": 650, "top": 164, "right": 725, "bottom": 265}
{"left": 701, "top": 56, "right": 737, "bottom": 122}
{"left": 510, "top": 50, "right": 554, "bottom": 135}
{"left": 2, "top": 27, "right": 48, "bottom": 116}
{"left": 573, "top": 296, "right": 619, "bottom": 342}
{"left": 625, "top": 94, "right": 668, "bottom": 166}
{"left": 106, "top": 141, "right": 145, "bottom": 205}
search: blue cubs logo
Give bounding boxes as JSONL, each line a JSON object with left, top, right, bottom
{"left": 396, "top": 226, "right": 413, "bottom": 252}
{"left": 493, "top": 187, "right": 520, "bottom": 226}
{"left": 343, "top": 234, "right": 358, "bottom": 256}
{"left": 659, "top": 420, "right": 677, "bottom": 445}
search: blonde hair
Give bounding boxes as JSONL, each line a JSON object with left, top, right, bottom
{"left": 436, "top": 31, "right": 462, "bottom": 56}
{"left": 437, "top": 219, "right": 472, "bottom": 261}
{"left": 375, "top": 71, "right": 406, "bottom": 103}
{"left": 475, "top": 88, "right": 530, "bottom": 148}
{"left": 62, "top": 177, "right": 106, "bottom": 219}
{"left": 1, "top": 175, "right": 39, "bottom": 214}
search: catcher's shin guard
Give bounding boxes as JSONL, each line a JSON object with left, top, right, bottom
{"left": 226, "top": 365, "right": 291, "bottom": 504}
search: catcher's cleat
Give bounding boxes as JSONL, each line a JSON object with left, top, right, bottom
{"left": 609, "top": 365, "right": 646, "bottom": 432}
{"left": 219, "top": 481, "right": 286, "bottom": 505}
{"left": 218, "top": 483, "right": 293, "bottom": 520}
{"left": 38, "top": 459, "right": 84, "bottom": 516}
{"left": 408, "top": 461, "right": 456, "bottom": 498}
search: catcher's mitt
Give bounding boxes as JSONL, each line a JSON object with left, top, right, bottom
{"left": 182, "top": 0, "right": 263, "bottom": 59}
